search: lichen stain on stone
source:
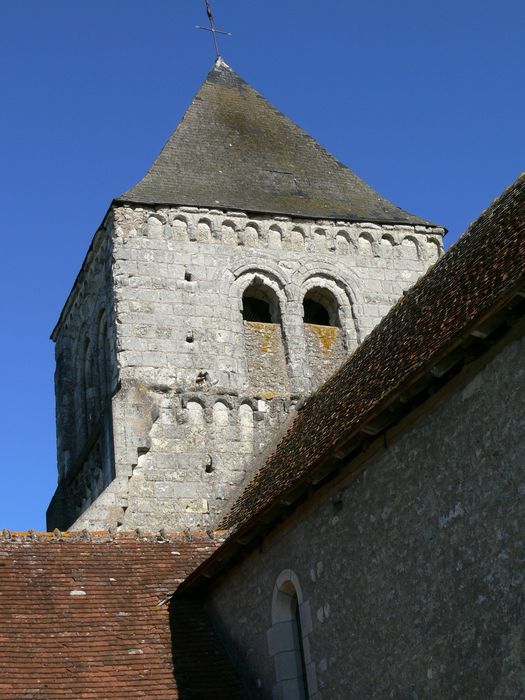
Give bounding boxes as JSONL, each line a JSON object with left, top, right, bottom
{"left": 309, "top": 324, "right": 338, "bottom": 355}
{"left": 246, "top": 322, "right": 279, "bottom": 353}
{"left": 261, "top": 391, "right": 278, "bottom": 400}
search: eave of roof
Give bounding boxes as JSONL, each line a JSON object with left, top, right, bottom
{"left": 116, "top": 59, "right": 436, "bottom": 226}
{"left": 178, "top": 172, "right": 525, "bottom": 593}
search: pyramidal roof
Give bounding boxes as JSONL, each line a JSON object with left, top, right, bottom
{"left": 117, "top": 60, "right": 433, "bottom": 225}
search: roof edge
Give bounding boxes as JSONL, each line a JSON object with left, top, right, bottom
{"left": 178, "top": 290, "right": 525, "bottom": 594}
{"left": 114, "top": 196, "right": 445, "bottom": 230}
{"left": 0, "top": 528, "right": 227, "bottom": 543}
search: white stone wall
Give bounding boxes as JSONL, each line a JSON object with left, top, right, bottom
{"left": 51, "top": 203, "right": 444, "bottom": 531}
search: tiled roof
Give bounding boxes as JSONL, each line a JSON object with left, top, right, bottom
{"left": 220, "top": 173, "right": 525, "bottom": 533}
{"left": 0, "top": 530, "right": 245, "bottom": 699}
{"left": 117, "top": 60, "right": 435, "bottom": 226}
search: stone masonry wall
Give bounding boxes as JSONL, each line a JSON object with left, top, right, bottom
{"left": 52, "top": 203, "right": 444, "bottom": 531}
{"left": 47, "top": 218, "right": 117, "bottom": 530}
{"left": 209, "top": 331, "right": 525, "bottom": 699}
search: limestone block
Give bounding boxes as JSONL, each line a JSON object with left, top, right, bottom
{"left": 49, "top": 204, "right": 443, "bottom": 532}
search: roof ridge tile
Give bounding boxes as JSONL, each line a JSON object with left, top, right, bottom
{"left": 0, "top": 529, "right": 227, "bottom": 543}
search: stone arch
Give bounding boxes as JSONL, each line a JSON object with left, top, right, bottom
{"left": 302, "top": 287, "right": 340, "bottom": 327}
{"left": 381, "top": 234, "right": 395, "bottom": 257}
{"left": 234, "top": 270, "right": 291, "bottom": 395}
{"left": 238, "top": 403, "right": 254, "bottom": 441}
{"left": 335, "top": 229, "right": 355, "bottom": 256}
{"left": 400, "top": 235, "right": 420, "bottom": 260}
{"left": 212, "top": 400, "right": 230, "bottom": 427}
{"left": 269, "top": 570, "right": 315, "bottom": 699}
{"left": 290, "top": 226, "right": 305, "bottom": 251}
{"left": 238, "top": 402, "right": 254, "bottom": 426}
{"left": 268, "top": 224, "right": 283, "bottom": 249}
{"left": 313, "top": 227, "right": 328, "bottom": 253}
{"left": 185, "top": 400, "right": 205, "bottom": 426}
{"left": 242, "top": 280, "right": 282, "bottom": 323}
{"left": 214, "top": 396, "right": 235, "bottom": 411}
{"left": 358, "top": 232, "right": 374, "bottom": 256}
{"left": 243, "top": 222, "right": 260, "bottom": 247}
{"left": 145, "top": 215, "right": 164, "bottom": 239}
{"left": 172, "top": 215, "right": 189, "bottom": 241}
{"left": 196, "top": 218, "right": 212, "bottom": 243}
{"left": 300, "top": 277, "right": 353, "bottom": 388}
{"left": 224, "top": 260, "right": 294, "bottom": 303}
{"left": 221, "top": 219, "right": 238, "bottom": 246}
{"left": 294, "top": 263, "right": 363, "bottom": 344}
{"left": 181, "top": 394, "right": 207, "bottom": 411}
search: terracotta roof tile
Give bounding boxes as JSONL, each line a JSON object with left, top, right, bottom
{"left": 221, "top": 173, "right": 525, "bottom": 532}
{"left": 0, "top": 531, "right": 245, "bottom": 699}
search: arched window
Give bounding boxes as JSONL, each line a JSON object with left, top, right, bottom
{"left": 269, "top": 572, "right": 315, "bottom": 699}
{"left": 302, "top": 286, "right": 347, "bottom": 389}
{"left": 302, "top": 288, "right": 339, "bottom": 327}
{"left": 242, "top": 283, "right": 280, "bottom": 323}
{"left": 240, "top": 279, "right": 289, "bottom": 394}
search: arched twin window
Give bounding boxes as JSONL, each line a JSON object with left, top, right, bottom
{"left": 241, "top": 281, "right": 289, "bottom": 393}
{"left": 302, "top": 287, "right": 345, "bottom": 388}
{"left": 302, "top": 287, "right": 339, "bottom": 327}
{"left": 240, "top": 278, "right": 352, "bottom": 393}
{"left": 242, "top": 283, "right": 280, "bottom": 324}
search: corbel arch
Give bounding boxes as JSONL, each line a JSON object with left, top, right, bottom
{"left": 400, "top": 234, "right": 421, "bottom": 260}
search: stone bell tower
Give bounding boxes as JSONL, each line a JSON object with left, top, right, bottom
{"left": 47, "top": 59, "right": 444, "bottom": 532}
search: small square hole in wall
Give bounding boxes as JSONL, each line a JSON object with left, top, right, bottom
{"left": 185, "top": 271, "right": 192, "bottom": 282}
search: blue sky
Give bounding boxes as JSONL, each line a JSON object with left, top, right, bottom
{"left": 1, "top": 1, "right": 524, "bottom": 531}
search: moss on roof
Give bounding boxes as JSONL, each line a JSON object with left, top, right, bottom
{"left": 117, "top": 60, "right": 434, "bottom": 225}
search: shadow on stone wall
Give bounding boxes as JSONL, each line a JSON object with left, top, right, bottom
{"left": 169, "top": 595, "right": 251, "bottom": 699}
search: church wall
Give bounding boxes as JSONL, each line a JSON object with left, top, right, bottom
{"left": 58, "top": 203, "right": 443, "bottom": 531}
{"left": 209, "top": 330, "right": 525, "bottom": 699}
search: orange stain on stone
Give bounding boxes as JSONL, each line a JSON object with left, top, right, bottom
{"left": 311, "top": 324, "right": 338, "bottom": 354}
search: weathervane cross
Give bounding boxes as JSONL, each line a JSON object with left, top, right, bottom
{"left": 196, "top": 0, "right": 231, "bottom": 60}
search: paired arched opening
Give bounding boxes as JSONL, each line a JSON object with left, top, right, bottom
{"left": 302, "top": 287, "right": 339, "bottom": 327}
{"left": 240, "top": 278, "right": 289, "bottom": 394}
{"left": 233, "top": 268, "right": 358, "bottom": 394}
{"left": 242, "top": 283, "right": 281, "bottom": 324}
{"left": 302, "top": 286, "right": 346, "bottom": 388}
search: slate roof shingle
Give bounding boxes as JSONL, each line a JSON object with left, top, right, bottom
{"left": 0, "top": 531, "right": 245, "bottom": 699}
{"left": 118, "top": 60, "right": 436, "bottom": 226}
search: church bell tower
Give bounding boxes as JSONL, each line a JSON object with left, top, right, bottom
{"left": 47, "top": 60, "right": 444, "bottom": 531}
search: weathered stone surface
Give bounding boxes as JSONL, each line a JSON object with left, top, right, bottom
{"left": 48, "top": 203, "right": 444, "bottom": 531}
{"left": 209, "top": 331, "right": 525, "bottom": 698}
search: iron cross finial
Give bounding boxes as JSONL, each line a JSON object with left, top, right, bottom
{"left": 196, "top": 0, "right": 231, "bottom": 60}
